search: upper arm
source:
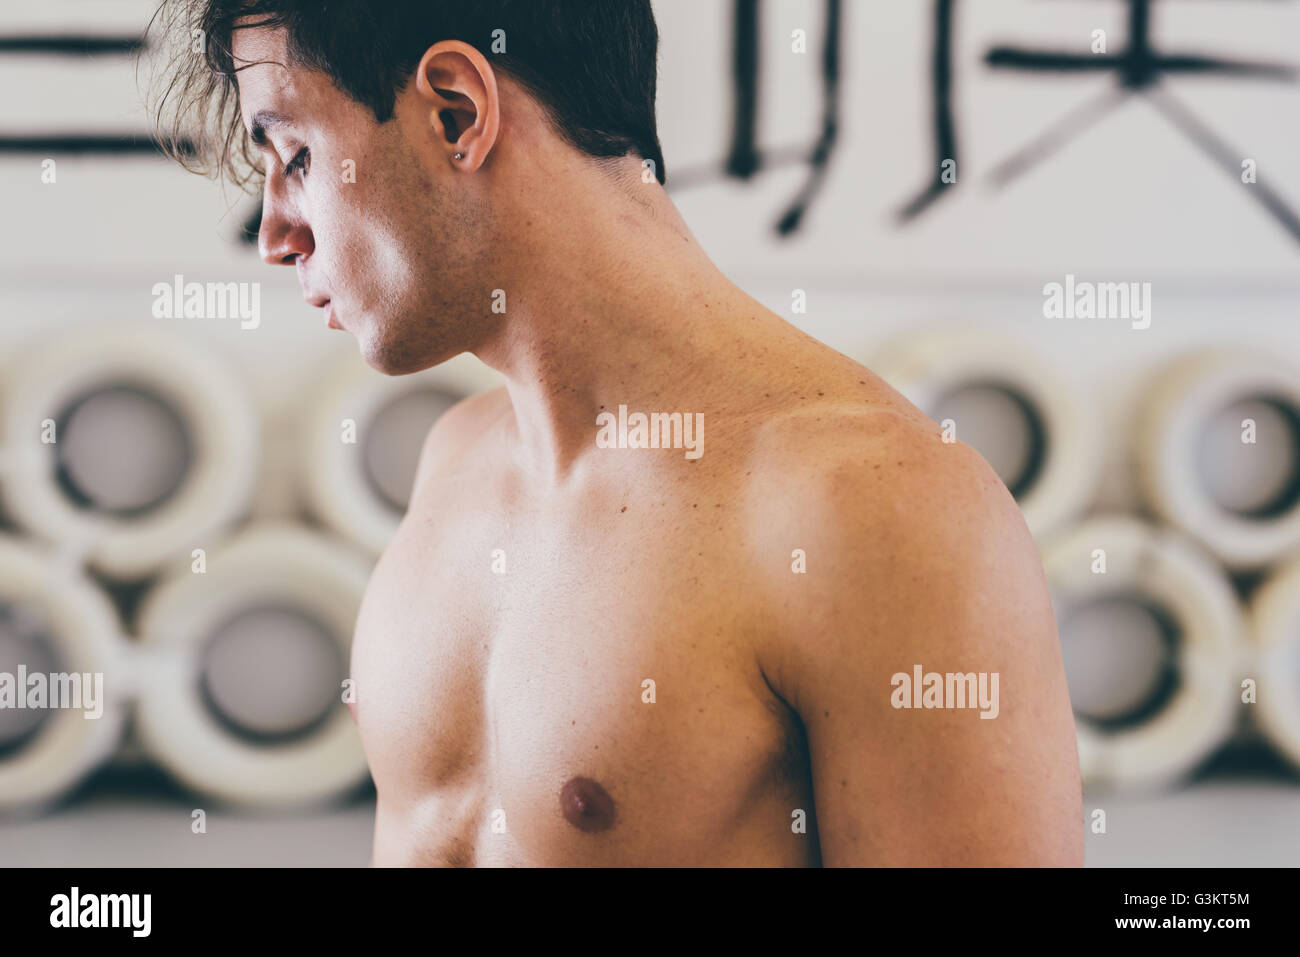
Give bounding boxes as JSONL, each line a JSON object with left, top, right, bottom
{"left": 756, "top": 423, "right": 1082, "bottom": 866}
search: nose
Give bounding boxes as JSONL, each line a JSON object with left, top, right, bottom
{"left": 257, "top": 181, "right": 314, "bottom": 266}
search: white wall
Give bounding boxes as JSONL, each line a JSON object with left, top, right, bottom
{"left": 1, "top": 0, "right": 1298, "bottom": 514}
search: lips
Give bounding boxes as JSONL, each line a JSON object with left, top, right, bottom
{"left": 304, "top": 293, "right": 342, "bottom": 330}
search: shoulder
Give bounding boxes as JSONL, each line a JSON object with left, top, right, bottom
{"left": 742, "top": 397, "right": 1021, "bottom": 560}
{"left": 739, "top": 398, "right": 1051, "bottom": 702}
{"left": 738, "top": 400, "right": 1082, "bottom": 864}
{"left": 411, "top": 385, "right": 511, "bottom": 490}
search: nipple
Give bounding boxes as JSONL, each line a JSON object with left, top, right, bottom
{"left": 560, "top": 776, "right": 616, "bottom": 832}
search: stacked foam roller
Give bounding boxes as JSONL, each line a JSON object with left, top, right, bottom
{"left": 2, "top": 318, "right": 1296, "bottom": 812}
{"left": 874, "top": 326, "right": 1300, "bottom": 792}
{"left": 0, "top": 322, "right": 500, "bottom": 814}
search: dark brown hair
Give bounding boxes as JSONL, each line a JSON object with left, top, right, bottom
{"left": 147, "top": 0, "right": 667, "bottom": 187}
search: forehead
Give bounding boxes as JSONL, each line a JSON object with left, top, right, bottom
{"left": 229, "top": 21, "right": 382, "bottom": 143}
{"left": 231, "top": 24, "right": 305, "bottom": 119}
{"left": 230, "top": 21, "right": 290, "bottom": 82}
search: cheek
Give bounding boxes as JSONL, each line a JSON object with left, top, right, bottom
{"left": 313, "top": 140, "right": 444, "bottom": 318}
{"left": 350, "top": 175, "right": 411, "bottom": 251}
{"left": 315, "top": 186, "right": 400, "bottom": 296}
{"left": 357, "top": 199, "right": 433, "bottom": 305}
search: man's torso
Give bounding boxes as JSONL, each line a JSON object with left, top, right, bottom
{"left": 353, "top": 351, "right": 928, "bottom": 866}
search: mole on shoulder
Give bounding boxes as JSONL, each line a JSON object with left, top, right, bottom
{"left": 560, "top": 776, "right": 617, "bottom": 832}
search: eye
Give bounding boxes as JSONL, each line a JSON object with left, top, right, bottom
{"left": 283, "top": 146, "right": 310, "bottom": 179}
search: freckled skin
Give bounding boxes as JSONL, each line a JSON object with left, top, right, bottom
{"left": 560, "top": 777, "right": 616, "bottom": 832}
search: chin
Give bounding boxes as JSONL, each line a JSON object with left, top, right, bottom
{"left": 357, "top": 330, "right": 452, "bottom": 378}
{"left": 358, "top": 344, "right": 414, "bottom": 377}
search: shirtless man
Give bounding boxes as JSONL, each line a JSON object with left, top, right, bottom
{"left": 154, "top": 0, "right": 1083, "bottom": 866}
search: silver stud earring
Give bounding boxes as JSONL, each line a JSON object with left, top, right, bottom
{"left": 454, "top": 152, "right": 465, "bottom": 160}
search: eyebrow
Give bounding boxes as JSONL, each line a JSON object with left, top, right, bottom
{"left": 248, "top": 109, "right": 294, "bottom": 147}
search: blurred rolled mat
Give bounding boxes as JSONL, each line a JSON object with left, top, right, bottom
{"left": 134, "top": 523, "right": 371, "bottom": 807}
{"left": 1136, "top": 348, "right": 1300, "bottom": 571}
{"left": 0, "top": 323, "right": 260, "bottom": 579}
{"left": 0, "top": 535, "right": 129, "bottom": 813}
{"left": 1246, "top": 557, "right": 1300, "bottom": 772}
{"left": 871, "top": 328, "right": 1101, "bottom": 541}
{"left": 1043, "top": 515, "right": 1245, "bottom": 791}
{"left": 300, "top": 351, "right": 503, "bottom": 556}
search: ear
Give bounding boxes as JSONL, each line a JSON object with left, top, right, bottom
{"left": 413, "top": 40, "right": 501, "bottom": 171}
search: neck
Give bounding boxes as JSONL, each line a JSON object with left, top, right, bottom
{"left": 469, "top": 159, "right": 768, "bottom": 483}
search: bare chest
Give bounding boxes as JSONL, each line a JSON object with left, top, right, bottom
{"left": 351, "top": 491, "right": 813, "bottom": 866}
